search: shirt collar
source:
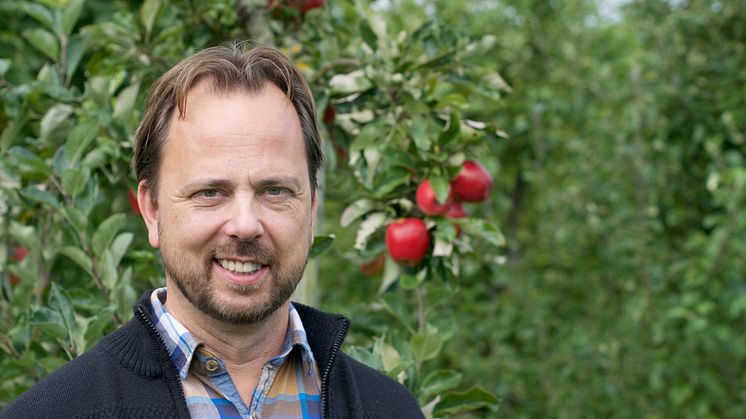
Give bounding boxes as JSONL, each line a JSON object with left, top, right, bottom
{"left": 149, "top": 288, "right": 199, "bottom": 380}
{"left": 147, "top": 287, "right": 316, "bottom": 379}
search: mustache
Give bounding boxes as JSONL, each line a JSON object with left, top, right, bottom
{"left": 212, "top": 239, "right": 274, "bottom": 263}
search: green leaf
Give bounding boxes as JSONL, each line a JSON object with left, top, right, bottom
{"left": 81, "top": 146, "right": 108, "bottom": 170}
{"left": 20, "top": 2, "right": 55, "bottom": 33}
{"left": 410, "top": 119, "right": 430, "bottom": 151}
{"left": 30, "top": 307, "right": 67, "bottom": 340}
{"left": 22, "top": 28, "right": 59, "bottom": 61}
{"left": 0, "top": 58, "right": 10, "bottom": 76}
{"left": 430, "top": 175, "right": 450, "bottom": 204}
{"left": 341, "top": 199, "right": 376, "bottom": 227}
{"left": 1, "top": 120, "right": 23, "bottom": 152}
{"left": 420, "top": 369, "right": 463, "bottom": 399}
{"left": 20, "top": 186, "right": 60, "bottom": 209}
{"left": 399, "top": 273, "right": 419, "bottom": 290}
{"left": 49, "top": 283, "right": 75, "bottom": 335}
{"left": 434, "top": 386, "right": 500, "bottom": 416}
{"left": 377, "top": 254, "right": 400, "bottom": 295}
{"left": 359, "top": 19, "right": 378, "bottom": 50}
{"left": 329, "top": 70, "right": 373, "bottom": 96}
{"left": 438, "top": 111, "right": 461, "bottom": 145}
{"left": 140, "top": 0, "right": 162, "bottom": 38}
{"left": 58, "top": 245, "right": 93, "bottom": 276}
{"left": 379, "top": 293, "right": 415, "bottom": 334}
{"left": 101, "top": 249, "right": 118, "bottom": 291}
{"left": 461, "top": 219, "right": 505, "bottom": 247}
{"left": 37, "top": 356, "right": 68, "bottom": 373}
{"left": 53, "top": 144, "right": 68, "bottom": 177}
{"left": 8, "top": 146, "right": 52, "bottom": 177}
{"left": 113, "top": 82, "right": 140, "bottom": 120}
{"left": 65, "top": 119, "right": 98, "bottom": 164}
{"left": 354, "top": 212, "right": 387, "bottom": 251}
{"left": 91, "top": 213, "right": 126, "bottom": 256}
{"left": 61, "top": 166, "right": 90, "bottom": 198}
{"left": 371, "top": 168, "right": 410, "bottom": 196}
{"left": 61, "top": 0, "right": 86, "bottom": 35}
{"left": 83, "top": 307, "right": 115, "bottom": 350}
{"left": 109, "top": 232, "right": 134, "bottom": 267}
{"left": 347, "top": 346, "right": 384, "bottom": 371}
{"left": 409, "top": 330, "right": 445, "bottom": 364}
{"left": 114, "top": 268, "right": 136, "bottom": 320}
{"left": 41, "top": 104, "right": 74, "bottom": 139}
{"left": 65, "top": 34, "right": 88, "bottom": 78}
{"left": 309, "top": 234, "right": 334, "bottom": 259}
{"left": 9, "top": 221, "right": 40, "bottom": 252}
{"left": 349, "top": 123, "right": 380, "bottom": 154}
{"left": 62, "top": 207, "right": 87, "bottom": 236}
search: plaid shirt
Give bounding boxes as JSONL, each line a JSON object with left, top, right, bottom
{"left": 147, "top": 288, "right": 322, "bottom": 418}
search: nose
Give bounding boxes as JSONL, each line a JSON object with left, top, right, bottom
{"left": 223, "top": 196, "right": 264, "bottom": 241}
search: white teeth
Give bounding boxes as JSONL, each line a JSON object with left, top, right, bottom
{"left": 218, "top": 259, "right": 260, "bottom": 274}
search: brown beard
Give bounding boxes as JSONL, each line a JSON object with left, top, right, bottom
{"left": 159, "top": 231, "right": 307, "bottom": 325}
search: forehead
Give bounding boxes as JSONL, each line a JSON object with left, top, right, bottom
{"left": 159, "top": 81, "right": 308, "bottom": 182}
{"left": 178, "top": 80, "right": 298, "bottom": 133}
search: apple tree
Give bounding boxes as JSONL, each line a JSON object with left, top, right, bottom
{"left": 1, "top": 0, "right": 503, "bottom": 415}
{"left": 269, "top": 2, "right": 506, "bottom": 416}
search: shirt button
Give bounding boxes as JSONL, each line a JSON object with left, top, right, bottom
{"left": 205, "top": 358, "right": 219, "bottom": 372}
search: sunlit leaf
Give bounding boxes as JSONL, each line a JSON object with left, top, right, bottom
{"left": 91, "top": 213, "right": 126, "bottom": 257}
{"left": 434, "top": 386, "right": 500, "bottom": 416}
{"left": 22, "top": 28, "right": 59, "bottom": 61}
{"left": 309, "top": 234, "right": 334, "bottom": 259}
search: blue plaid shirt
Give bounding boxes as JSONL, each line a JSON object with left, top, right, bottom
{"left": 147, "top": 288, "right": 322, "bottom": 418}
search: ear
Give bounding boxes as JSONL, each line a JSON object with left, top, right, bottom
{"left": 137, "top": 180, "right": 160, "bottom": 249}
{"left": 309, "top": 191, "right": 319, "bottom": 244}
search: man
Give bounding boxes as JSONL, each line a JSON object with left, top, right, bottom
{"left": 2, "top": 45, "right": 423, "bottom": 418}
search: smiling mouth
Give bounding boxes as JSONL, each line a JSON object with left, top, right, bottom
{"left": 216, "top": 258, "right": 264, "bottom": 274}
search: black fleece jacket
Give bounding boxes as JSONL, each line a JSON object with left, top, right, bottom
{"left": 1, "top": 291, "right": 423, "bottom": 419}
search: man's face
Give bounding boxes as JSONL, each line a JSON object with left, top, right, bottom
{"left": 139, "top": 81, "right": 316, "bottom": 325}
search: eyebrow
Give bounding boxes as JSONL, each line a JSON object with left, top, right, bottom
{"left": 177, "top": 176, "right": 304, "bottom": 194}
{"left": 177, "top": 177, "right": 234, "bottom": 195}
{"left": 254, "top": 176, "right": 303, "bottom": 191}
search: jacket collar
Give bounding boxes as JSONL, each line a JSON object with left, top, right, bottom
{"left": 131, "top": 290, "right": 351, "bottom": 380}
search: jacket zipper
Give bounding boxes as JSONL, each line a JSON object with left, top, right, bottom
{"left": 320, "top": 317, "right": 350, "bottom": 419}
{"left": 136, "top": 305, "right": 189, "bottom": 417}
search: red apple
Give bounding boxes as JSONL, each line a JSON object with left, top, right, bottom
{"left": 416, "top": 179, "right": 451, "bottom": 216}
{"left": 8, "top": 274, "right": 20, "bottom": 286}
{"left": 385, "top": 218, "right": 430, "bottom": 267}
{"left": 451, "top": 160, "right": 493, "bottom": 202}
{"left": 360, "top": 253, "right": 385, "bottom": 276}
{"left": 446, "top": 202, "right": 467, "bottom": 236}
{"left": 296, "top": 0, "right": 324, "bottom": 13}
{"left": 323, "top": 104, "right": 336, "bottom": 125}
{"left": 267, "top": 0, "right": 324, "bottom": 14}
{"left": 9, "top": 246, "right": 28, "bottom": 287}
{"left": 446, "top": 202, "right": 467, "bottom": 219}
{"left": 13, "top": 246, "right": 28, "bottom": 262}
{"left": 128, "top": 189, "right": 141, "bottom": 215}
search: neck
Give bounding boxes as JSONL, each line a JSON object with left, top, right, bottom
{"left": 162, "top": 283, "right": 289, "bottom": 369}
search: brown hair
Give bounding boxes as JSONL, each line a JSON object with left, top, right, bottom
{"left": 132, "top": 43, "right": 323, "bottom": 200}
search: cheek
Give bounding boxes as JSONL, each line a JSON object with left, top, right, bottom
{"left": 266, "top": 212, "right": 313, "bottom": 250}
{"left": 162, "top": 209, "right": 220, "bottom": 246}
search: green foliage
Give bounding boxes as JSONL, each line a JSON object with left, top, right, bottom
{"left": 2, "top": 0, "right": 745, "bottom": 417}
{"left": 0, "top": 0, "right": 499, "bottom": 415}
{"left": 0, "top": 0, "right": 264, "bottom": 404}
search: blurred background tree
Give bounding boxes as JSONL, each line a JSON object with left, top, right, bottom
{"left": 1, "top": 0, "right": 745, "bottom": 418}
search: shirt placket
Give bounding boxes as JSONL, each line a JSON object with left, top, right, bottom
{"left": 197, "top": 351, "right": 250, "bottom": 418}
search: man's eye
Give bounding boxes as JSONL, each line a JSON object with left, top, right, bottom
{"left": 197, "top": 189, "right": 220, "bottom": 198}
{"left": 265, "top": 187, "right": 287, "bottom": 196}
